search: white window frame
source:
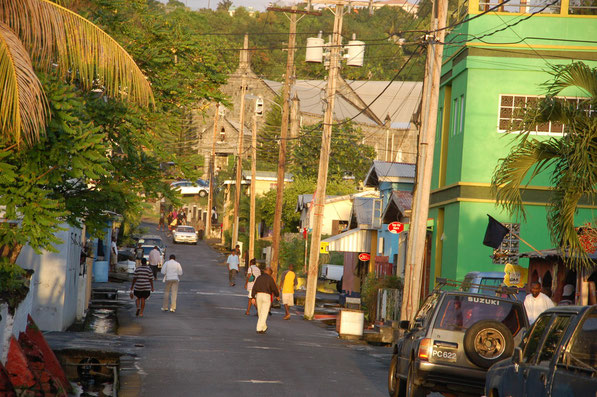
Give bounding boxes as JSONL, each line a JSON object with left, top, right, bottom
{"left": 459, "top": 95, "right": 465, "bottom": 134}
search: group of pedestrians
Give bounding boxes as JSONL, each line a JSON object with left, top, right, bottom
{"left": 227, "top": 249, "right": 297, "bottom": 334}
{"left": 129, "top": 254, "right": 183, "bottom": 317}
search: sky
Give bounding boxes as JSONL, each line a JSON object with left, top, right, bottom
{"left": 157, "top": 0, "right": 299, "bottom": 11}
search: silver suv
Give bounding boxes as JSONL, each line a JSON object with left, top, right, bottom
{"left": 388, "top": 279, "right": 529, "bottom": 397}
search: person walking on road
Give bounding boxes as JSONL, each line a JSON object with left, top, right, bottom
{"left": 161, "top": 254, "right": 183, "bottom": 313}
{"left": 279, "top": 264, "right": 297, "bottom": 320}
{"left": 226, "top": 249, "right": 240, "bottom": 286}
{"left": 245, "top": 259, "right": 261, "bottom": 315}
{"left": 524, "top": 281, "right": 554, "bottom": 324}
{"left": 251, "top": 267, "right": 279, "bottom": 334}
{"left": 148, "top": 246, "right": 162, "bottom": 280}
{"left": 135, "top": 242, "right": 144, "bottom": 268}
{"left": 130, "top": 258, "right": 154, "bottom": 317}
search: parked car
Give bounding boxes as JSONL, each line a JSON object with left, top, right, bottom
{"left": 170, "top": 180, "right": 209, "bottom": 197}
{"left": 463, "top": 271, "right": 527, "bottom": 301}
{"left": 485, "top": 305, "right": 597, "bottom": 397}
{"left": 388, "top": 279, "right": 528, "bottom": 397}
{"left": 172, "top": 225, "right": 198, "bottom": 244}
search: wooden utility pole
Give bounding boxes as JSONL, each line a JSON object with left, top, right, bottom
{"left": 249, "top": 114, "right": 257, "bottom": 261}
{"left": 290, "top": 94, "right": 300, "bottom": 139}
{"left": 304, "top": 3, "right": 344, "bottom": 320}
{"left": 267, "top": 6, "right": 320, "bottom": 281}
{"left": 400, "top": 0, "right": 449, "bottom": 323}
{"left": 206, "top": 103, "right": 220, "bottom": 239}
{"left": 232, "top": 34, "right": 249, "bottom": 250}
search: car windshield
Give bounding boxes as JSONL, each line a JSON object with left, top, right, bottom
{"left": 142, "top": 247, "right": 155, "bottom": 256}
{"left": 141, "top": 238, "right": 163, "bottom": 247}
{"left": 177, "top": 227, "right": 195, "bottom": 233}
{"left": 434, "top": 295, "right": 523, "bottom": 335}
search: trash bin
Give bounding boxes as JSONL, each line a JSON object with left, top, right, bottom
{"left": 336, "top": 308, "right": 364, "bottom": 339}
{"left": 93, "top": 260, "right": 109, "bottom": 282}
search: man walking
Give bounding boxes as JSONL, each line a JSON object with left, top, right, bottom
{"left": 524, "top": 281, "right": 554, "bottom": 324}
{"left": 135, "top": 242, "right": 144, "bottom": 268}
{"left": 148, "top": 246, "right": 162, "bottom": 280}
{"left": 161, "top": 254, "right": 183, "bottom": 313}
{"left": 251, "top": 267, "right": 279, "bottom": 334}
{"left": 279, "top": 264, "right": 297, "bottom": 320}
{"left": 226, "top": 249, "right": 240, "bottom": 286}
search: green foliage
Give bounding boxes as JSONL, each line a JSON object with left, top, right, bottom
{"left": 361, "top": 273, "right": 404, "bottom": 321}
{"left": 0, "top": 259, "right": 32, "bottom": 314}
{"left": 279, "top": 236, "right": 309, "bottom": 276}
{"left": 492, "top": 62, "right": 597, "bottom": 271}
{"left": 290, "top": 121, "right": 376, "bottom": 181}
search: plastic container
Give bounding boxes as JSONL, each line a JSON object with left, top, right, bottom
{"left": 336, "top": 308, "right": 364, "bottom": 338}
{"left": 93, "top": 260, "right": 109, "bottom": 282}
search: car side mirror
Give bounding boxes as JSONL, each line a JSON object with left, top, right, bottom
{"left": 399, "top": 320, "right": 410, "bottom": 330}
{"left": 512, "top": 347, "right": 522, "bottom": 364}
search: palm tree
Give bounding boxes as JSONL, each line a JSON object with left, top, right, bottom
{"left": 492, "top": 62, "right": 597, "bottom": 270}
{"left": 0, "top": 0, "right": 153, "bottom": 149}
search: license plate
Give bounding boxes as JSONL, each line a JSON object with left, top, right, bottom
{"left": 431, "top": 349, "right": 457, "bottom": 362}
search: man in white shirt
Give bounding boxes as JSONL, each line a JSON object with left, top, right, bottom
{"left": 148, "top": 246, "right": 162, "bottom": 280}
{"left": 161, "top": 254, "right": 183, "bottom": 313}
{"left": 524, "top": 281, "right": 554, "bottom": 324}
{"left": 226, "top": 250, "right": 240, "bottom": 286}
{"left": 110, "top": 237, "right": 118, "bottom": 272}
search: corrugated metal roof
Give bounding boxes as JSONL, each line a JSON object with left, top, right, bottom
{"left": 322, "top": 227, "right": 372, "bottom": 253}
{"left": 263, "top": 79, "right": 422, "bottom": 128}
{"left": 364, "top": 160, "right": 416, "bottom": 186}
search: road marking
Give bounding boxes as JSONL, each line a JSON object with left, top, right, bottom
{"left": 215, "top": 306, "right": 246, "bottom": 311}
{"left": 196, "top": 291, "right": 248, "bottom": 297}
{"left": 246, "top": 346, "right": 282, "bottom": 350}
{"left": 237, "top": 380, "right": 283, "bottom": 384}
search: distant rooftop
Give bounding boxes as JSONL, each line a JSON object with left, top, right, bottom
{"left": 364, "top": 161, "right": 416, "bottom": 186}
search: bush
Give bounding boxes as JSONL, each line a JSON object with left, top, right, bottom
{"left": 361, "top": 273, "right": 403, "bottom": 322}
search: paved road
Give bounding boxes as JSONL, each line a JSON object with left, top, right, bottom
{"left": 118, "top": 229, "right": 392, "bottom": 397}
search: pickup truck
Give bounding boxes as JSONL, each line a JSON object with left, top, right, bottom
{"left": 485, "top": 305, "right": 597, "bottom": 397}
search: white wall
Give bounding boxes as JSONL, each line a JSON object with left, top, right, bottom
{"left": 16, "top": 224, "right": 83, "bottom": 332}
{"left": 0, "top": 281, "right": 35, "bottom": 363}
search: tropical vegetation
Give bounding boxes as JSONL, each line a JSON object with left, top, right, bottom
{"left": 492, "top": 62, "right": 597, "bottom": 270}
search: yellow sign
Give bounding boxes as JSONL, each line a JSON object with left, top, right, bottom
{"left": 320, "top": 241, "right": 329, "bottom": 254}
{"left": 504, "top": 263, "right": 528, "bottom": 288}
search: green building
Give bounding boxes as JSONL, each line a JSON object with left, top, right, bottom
{"left": 428, "top": 0, "right": 597, "bottom": 290}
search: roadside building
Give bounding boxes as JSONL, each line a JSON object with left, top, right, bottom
{"left": 426, "top": 2, "right": 597, "bottom": 293}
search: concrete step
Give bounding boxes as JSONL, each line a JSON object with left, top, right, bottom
{"left": 362, "top": 325, "right": 394, "bottom": 344}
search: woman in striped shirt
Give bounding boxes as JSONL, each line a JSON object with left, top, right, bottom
{"left": 130, "top": 258, "right": 154, "bottom": 317}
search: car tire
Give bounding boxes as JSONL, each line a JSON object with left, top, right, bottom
{"left": 463, "top": 320, "right": 514, "bottom": 369}
{"left": 199, "top": 190, "right": 207, "bottom": 197}
{"left": 406, "top": 362, "right": 425, "bottom": 397}
{"left": 388, "top": 355, "right": 404, "bottom": 397}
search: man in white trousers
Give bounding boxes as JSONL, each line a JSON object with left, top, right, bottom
{"left": 250, "top": 267, "right": 279, "bottom": 334}
{"left": 161, "top": 254, "right": 183, "bottom": 313}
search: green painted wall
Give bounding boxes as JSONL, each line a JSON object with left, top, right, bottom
{"left": 427, "top": 9, "right": 597, "bottom": 288}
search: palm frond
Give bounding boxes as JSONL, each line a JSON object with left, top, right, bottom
{"left": 547, "top": 62, "right": 597, "bottom": 103}
{"left": 0, "top": 22, "right": 47, "bottom": 147}
{"left": 492, "top": 139, "right": 561, "bottom": 218}
{"left": 0, "top": 0, "right": 153, "bottom": 107}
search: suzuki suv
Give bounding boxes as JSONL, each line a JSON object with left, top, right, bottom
{"left": 388, "top": 278, "right": 529, "bottom": 397}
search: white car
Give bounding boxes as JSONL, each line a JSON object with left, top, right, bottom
{"left": 172, "top": 225, "right": 198, "bottom": 244}
{"left": 170, "top": 180, "right": 208, "bottom": 197}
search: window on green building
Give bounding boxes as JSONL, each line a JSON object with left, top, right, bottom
{"left": 452, "top": 97, "right": 459, "bottom": 136}
{"left": 569, "top": 0, "right": 597, "bottom": 15}
{"left": 479, "top": 0, "right": 561, "bottom": 14}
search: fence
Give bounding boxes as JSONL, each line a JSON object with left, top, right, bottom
{"left": 376, "top": 288, "right": 402, "bottom": 323}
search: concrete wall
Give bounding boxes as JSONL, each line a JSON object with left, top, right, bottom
{"left": 16, "top": 225, "right": 83, "bottom": 332}
{"left": 0, "top": 282, "right": 35, "bottom": 363}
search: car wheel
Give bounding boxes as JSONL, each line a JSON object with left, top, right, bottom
{"left": 405, "top": 362, "right": 425, "bottom": 397}
{"left": 388, "top": 355, "right": 404, "bottom": 397}
{"left": 199, "top": 190, "right": 207, "bottom": 197}
{"left": 463, "top": 320, "right": 514, "bottom": 369}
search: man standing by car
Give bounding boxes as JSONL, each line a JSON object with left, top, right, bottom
{"left": 226, "top": 249, "right": 240, "bottom": 286}
{"left": 148, "top": 246, "right": 162, "bottom": 280}
{"left": 161, "top": 254, "right": 183, "bottom": 313}
{"left": 524, "top": 281, "right": 554, "bottom": 323}
{"left": 251, "top": 267, "right": 279, "bottom": 334}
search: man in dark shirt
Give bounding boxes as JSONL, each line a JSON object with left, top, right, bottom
{"left": 251, "top": 267, "right": 279, "bottom": 334}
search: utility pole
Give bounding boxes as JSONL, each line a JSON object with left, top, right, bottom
{"left": 290, "top": 94, "right": 300, "bottom": 139}
{"left": 304, "top": 3, "right": 344, "bottom": 320}
{"left": 400, "top": 0, "right": 449, "bottom": 323}
{"left": 267, "top": 6, "right": 320, "bottom": 282}
{"left": 249, "top": 114, "right": 257, "bottom": 261}
{"left": 232, "top": 34, "right": 249, "bottom": 250}
{"left": 206, "top": 103, "right": 220, "bottom": 239}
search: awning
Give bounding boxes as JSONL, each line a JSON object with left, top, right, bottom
{"left": 322, "top": 228, "right": 372, "bottom": 253}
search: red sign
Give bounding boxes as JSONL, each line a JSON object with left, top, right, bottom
{"left": 358, "top": 253, "right": 371, "bottom": 261}
{"left": 388, "top": 222, "right": 404, "bottom": 234}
